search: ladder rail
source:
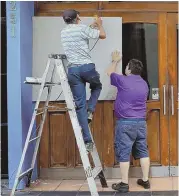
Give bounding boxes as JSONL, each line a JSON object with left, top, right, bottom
{"left": 10, "top": 54, "right": 108, "bottom": 196}
{"left": 89, "top": 135, "right": 108, "bottom": 188}
{"left": 10, "top": 58, "right": 52, "bottom": 196}
{"left": 55, "top": 57, "right": 109, "bottom": 195}
{"left": 55, "top": 58, "right": 99, "bottom": 196}
{"left": 31, "top": 63, "right": 56, "bottom": 169}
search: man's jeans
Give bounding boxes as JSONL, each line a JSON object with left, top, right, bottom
{"left": 67, "top": 63, "right": 102, "bottom": 143}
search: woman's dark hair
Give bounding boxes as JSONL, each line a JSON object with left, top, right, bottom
{"left": 128, "top": 59, "right": 144, "bottom": 75}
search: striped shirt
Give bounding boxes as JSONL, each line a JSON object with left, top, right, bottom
{"left": 61, "top": 24, "right": 100, "bottom": 65}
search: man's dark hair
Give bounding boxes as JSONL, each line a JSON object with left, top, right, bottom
{"left": 62, "top": 9, "right": 79, "bottom": 24}
{"left": 64, "top": 18, "right": 77, "bottom": 24}
{"left": 128, "top": 59, "right": 144, "bottom": 75}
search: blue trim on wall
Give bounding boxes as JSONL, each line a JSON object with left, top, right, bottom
{"left": 6, "top": 1, "right": 36, "bottom": 189}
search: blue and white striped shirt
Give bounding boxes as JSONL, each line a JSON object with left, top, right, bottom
{"left": 61, "top": 24, "right": 99, "bottom": 65}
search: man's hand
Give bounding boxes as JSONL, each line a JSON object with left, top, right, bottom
{"left": 90, "top": 17, "right": 102, "bottom": 28}
{"left": 112, "top": 50, "right": 121, "bottom": 63}
{"left": 89, "top": 16, "right": 106, "bottom": 39}
{"left": 94, "top": 16, "right": 103, "bottom": 27}
{"left": 90, "top": 22, "right": 98, "bottom": 29}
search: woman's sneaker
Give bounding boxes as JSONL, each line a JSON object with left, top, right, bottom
{"left": 137, "top": 179, "right": 150, "bottom": 189}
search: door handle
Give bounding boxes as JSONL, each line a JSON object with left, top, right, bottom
{"left": 171, "top": 85, "right": 174, "bottom": 115}
{"left": 163, "top": 85, "right": 166, "bottom": 115}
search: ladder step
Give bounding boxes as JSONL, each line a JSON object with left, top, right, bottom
{"left": 36, "top": 112, "right": 44, "bottom": 116}
{"left": 35, "top": 107, "right": 48, "bottom": 111}
{"left": 24, "top": 77, "right": 61, "bottom": 86}
{"left": 10, "top": 56, "right": 107, "bottom": 196}
{"left": 47, "top": 106, "right": 72, "bottom": 111}
{"left": 35, "top": 106, "right": 73, "bottom": 112}
{"left": 26, "top": 77, "right": 42, "bottom": 83}
{"left": 18, "top": 168, "right": 33, "bottom": 181}
{"left": 29, "top": 136, "right": 40, "bottom": 143}
{"left": 92, "top": 167, "right": 102, "bottom": 179}
{"left": 25, "top": 81, "right": 61, "bottom": 86}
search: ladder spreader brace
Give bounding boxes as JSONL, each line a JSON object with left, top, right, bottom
{"left": 10, "top": 54, "right": 108, "bottom": 196}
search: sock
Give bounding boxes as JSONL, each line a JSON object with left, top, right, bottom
{"left": 120, "top": 162, "right": 130, "bottom": 184}
{"left": 140, "top": 157, "right": 150, "bottom": 182}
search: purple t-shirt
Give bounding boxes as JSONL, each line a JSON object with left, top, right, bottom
{"left": 110, "top": 73, "right": 148, "bottom": 119}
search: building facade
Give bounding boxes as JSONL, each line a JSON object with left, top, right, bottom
{"left": 6, "top": 1, "right": 178, "bottom": 189}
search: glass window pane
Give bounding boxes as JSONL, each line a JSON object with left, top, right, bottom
{"left": 122, "top": 23, "right": 158, "bottom": 100}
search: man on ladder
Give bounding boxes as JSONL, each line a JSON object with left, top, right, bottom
{"left": 10, "top": 10, "right": 108, "bottom": 196}
{"left": 61, "top": 9, "right": 106, "bottom": 152}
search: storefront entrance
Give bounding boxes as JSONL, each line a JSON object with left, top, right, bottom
{"left": 34, "top": 2, "right": 178, "bottom": 178}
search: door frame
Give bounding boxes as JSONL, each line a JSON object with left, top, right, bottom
{"left": 167, "top": 13, "right": 178, "bottom": 176}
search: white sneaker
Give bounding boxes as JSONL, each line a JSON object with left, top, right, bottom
{"left": 87, "top": 111, "right": 93, "bottom": 124}
{"left": 85, "top": 142, "right": 94, "bottom": 152}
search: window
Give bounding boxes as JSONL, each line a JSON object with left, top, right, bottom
{"left": 122, "top": 23, "right": 158, "bottom": 100}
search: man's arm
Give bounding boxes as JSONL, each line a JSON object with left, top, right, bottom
{"left": 98, "top": 25, "right": 106, "bottom": 39}
{"left": 90, "top": 17, "right": 106, "bottom": 39}
{"left": 107, "top": 50, "right": 122, "bottom": 76}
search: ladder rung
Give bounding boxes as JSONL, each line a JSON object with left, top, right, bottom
{"left": 45, "top": 82, "right": 61, "bottom": 86}
{"left": 24, "top": 81, "right": 61, "bottom": 86}
{"left": 35, "top": 106, "right": 73, "bottom": 112}
{"left": 92, "top": 167, "right": 102, "bottom": 179}
{"left": 29, "top": 136, "right": 40, "bottom": 143}
{"left": 35, "top": 107, "right": 48, "bottom": 111}
{"left": 18, "top": 168, "right": 33, "bottom": 180}
{"left": 24, "top": 77, "right": 61, "bottom": 86}
{"left": 36, "top": 112, "right": 44, "bottom": 116}
{"left": 25, "top": 77, "right": 42, "bottom": 83}
{"left": 47, "top": 106, "right": 69, "bottom": 111}
{"left": 49, "top": 54, "right": 66, "bottom": 59}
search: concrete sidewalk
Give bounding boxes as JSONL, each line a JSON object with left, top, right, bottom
{"left": 1, "top": 177, "right": 178, "bottom": 195}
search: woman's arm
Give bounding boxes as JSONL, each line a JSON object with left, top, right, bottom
{"left": 107, "top": 50, "right": 122, "bottom": 76}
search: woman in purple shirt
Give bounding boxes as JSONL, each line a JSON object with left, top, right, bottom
{"left": 107, "top": 51, "right": 150, "bottom": 193}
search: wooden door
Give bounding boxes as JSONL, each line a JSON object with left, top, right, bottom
{"left": 37, "top": 13, "right": 170, "bottom": 178}
{"left": 167, "top": 13, "right": 178, "bottom": 170}
{"left": 35, "top": 2, "right": 178, "bottom": 178}
{"left": 101, "top": 12, "right": 169, "bottom": 168}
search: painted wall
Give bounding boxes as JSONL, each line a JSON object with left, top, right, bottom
{"left": 6, "top": 1, "right": 36, "bottom": 189}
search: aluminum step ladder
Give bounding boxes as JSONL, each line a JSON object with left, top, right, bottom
{"left": 10, "top": 54, "right": 108, "bottom": 196}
